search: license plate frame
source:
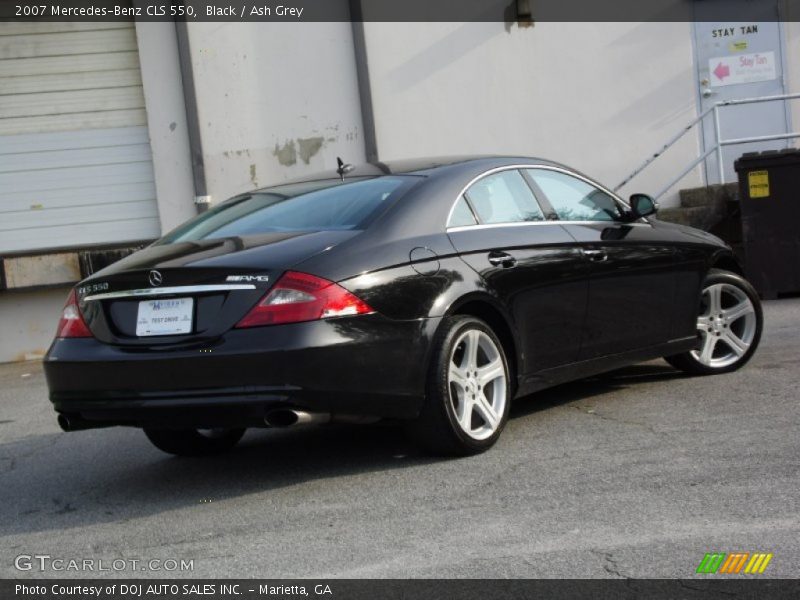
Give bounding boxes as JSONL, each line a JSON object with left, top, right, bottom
{"left": 135, "top": 297, "right": 194, "bottom": 337}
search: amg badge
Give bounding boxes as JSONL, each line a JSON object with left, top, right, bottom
{"left": 226, "top": 275, "right": 270, "bottom": 283}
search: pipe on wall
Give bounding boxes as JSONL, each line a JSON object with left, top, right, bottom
{"left": 349, "top": 1, "right": 379, "bottom": 164}
{"left": 175, "top": 22, "right": 211, "bottom": 213}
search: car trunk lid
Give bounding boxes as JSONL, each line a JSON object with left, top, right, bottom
{"left": 76, "top": 231, "right": 357, "bottom": 345}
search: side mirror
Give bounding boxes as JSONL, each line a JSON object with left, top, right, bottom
{"left": 629, "top": 193, "right": 658, "bottom": 219}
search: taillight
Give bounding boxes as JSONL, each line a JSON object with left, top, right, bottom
{"left": 236, "top": 271, "right": 374, "bottom": 328}
{"left": 55, "top": 289, "right": 92, "bottom": 338}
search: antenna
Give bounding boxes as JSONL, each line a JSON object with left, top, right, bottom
{"left": 336, "top": 157, "right": 354, "bottom": 181}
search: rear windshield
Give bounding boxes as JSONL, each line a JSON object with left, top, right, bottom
{"left": 158, "top": 176, "right": 416, "bottom": 244}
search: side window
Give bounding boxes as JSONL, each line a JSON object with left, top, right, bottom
{"left": 527, "top": 169, "right": 622, "bottom": 222}
{"left": 448, "top": 196, "right": 478, "bottom": 227}
{"left": 464, "top": 170, "right": 544, "bottom": 225}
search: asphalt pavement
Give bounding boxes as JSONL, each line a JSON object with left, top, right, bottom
{"left": 1, "top": 299, "right": 798, "bottom": 579}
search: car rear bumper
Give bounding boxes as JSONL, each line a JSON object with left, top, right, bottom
{"left": 44, "top": 314, "right": 440, "bottom": 428}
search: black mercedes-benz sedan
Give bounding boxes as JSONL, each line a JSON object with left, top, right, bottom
{"left": 44, "top": 156, "right": 762, "bottom": 456}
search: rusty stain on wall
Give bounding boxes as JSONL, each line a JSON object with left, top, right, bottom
{"left": 297, "top": 136, "right": 324, "bottom": 164}
{"left": 223, "top": 149, "right": 250, "bottom": 158}
{"left": 3, "top": 254, "right": 81, "bottom": 289}
{"left": 13, "top": 350, "right": 47, "bottom": 362}
{"left": 273, "top": 140, "right": 297, "bottom": 166}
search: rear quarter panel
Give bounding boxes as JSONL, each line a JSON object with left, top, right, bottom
{"left": 339, "top": 256, "right": 483, "bottom": 321}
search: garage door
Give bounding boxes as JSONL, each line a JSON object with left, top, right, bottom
{"left": 0, "top": 22, "right": 161, "bottom": 254}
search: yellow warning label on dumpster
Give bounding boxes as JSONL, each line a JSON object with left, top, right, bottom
{"left": 748, "top": 170, "right": 770, "bottom": 198}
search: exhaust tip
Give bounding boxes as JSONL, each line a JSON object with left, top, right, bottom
{"left": 57, "top": 413, "right": 109, "bottom": 432}
{"left": 264, "top": 409, "right": 300, "bottom": 428}
{"left": 264, "top": 409, "right": 331, "bottom": 428}
{"left": 57, "top": 414, "right": 73, "bottom": 432}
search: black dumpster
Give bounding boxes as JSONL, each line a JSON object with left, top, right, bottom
{"left": 734, "top": 149, "right": 800, "bottom": 298}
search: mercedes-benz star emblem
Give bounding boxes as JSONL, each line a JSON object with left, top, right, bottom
{"left": 148, "top": 270, "right": 163, "bottom": 287}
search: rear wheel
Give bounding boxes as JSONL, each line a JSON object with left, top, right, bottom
{"left": 665, "top": 269, "right": 762, "bottom": 375}
{"left": 410, "top": 316, "right": 511, "bottom": 456}
{"left": 144, "top": 428, "right": 246, "bottom": 456}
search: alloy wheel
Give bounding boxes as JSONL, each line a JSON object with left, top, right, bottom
{"left": 447, "top": 329, "right": 507, "bottom": 440}
{"left": 691, "top": 282, "right": 757, "bottom": 369}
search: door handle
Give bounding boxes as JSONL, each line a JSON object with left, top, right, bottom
{"left": 582, "top": 249, "right": 608, "bottom": 262}
{"left": 488, "top": 251, "right": 516, "bottom": 268}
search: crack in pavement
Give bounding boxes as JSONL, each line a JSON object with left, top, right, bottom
{"left": 574, "top": 405, "right": 667, "bottom": 438}
{"left": 590, "top": 548, "right": 631, "bottom": 580}
{"left": 0, "top": 455, "right": 16, "bottom": 473}
{"left": 0, "top": 435, "right": 66, "bottom": 478}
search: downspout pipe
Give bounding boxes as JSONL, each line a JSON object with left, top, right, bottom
{"left": 175, "top": 23, "right": 211, "bottom": 213}
{"left": 349, "top": 1, "right": 378, "bottom": 163}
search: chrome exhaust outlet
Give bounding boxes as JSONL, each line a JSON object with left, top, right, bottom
{"left": 57, "top": 414, "right": 108, "bottom": 432}
{"left": 264, "top": 409, "right": 331, "bottom": 428}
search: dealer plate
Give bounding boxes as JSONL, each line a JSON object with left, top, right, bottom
{"left": 136, "top": 297, "right": 193, "bottom": 336}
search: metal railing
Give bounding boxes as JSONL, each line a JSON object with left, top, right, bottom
{"left": 614, "top": 92, "right": 800, "bottom": 200}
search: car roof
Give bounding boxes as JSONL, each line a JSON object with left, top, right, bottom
{"left": 254, "top": 155, "right": 568, "bottom": 191}
{"left": 383, "top": 155, "right": 565, "bottom": 176}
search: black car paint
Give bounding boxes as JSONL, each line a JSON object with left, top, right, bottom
{"left": 46, "top": 315, "right": 440, "bottom": 423}
{"left": 44, "top": 156, "right": 737, "bottom": 429}
{"left": 75, "top": 230, "right": 359, "bottom": 346}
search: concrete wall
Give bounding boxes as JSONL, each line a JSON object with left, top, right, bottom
{"left": 361, "top": 22, "right": 705, "bottom": 206}
{"left": 0, "top": 287, "right": 67, "bottom": 363}
{"left": 184, "top": 20, "right": 366, "bottom": 203}
{"left": 135, "top": 23, "right": 197, "bottom": 233}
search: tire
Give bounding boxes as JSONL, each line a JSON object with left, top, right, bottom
{"left": 410, "top": 315, "right": 512, "bottom": 456}
{"left": 144, "top": 428, "right": 246, "bottom": 456}
{"left": 665, "top": 269, "right": 762, "bottom": 375}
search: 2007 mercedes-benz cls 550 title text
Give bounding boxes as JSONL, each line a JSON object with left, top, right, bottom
{"left": 44, "top": 156, "right": 763, "bottom": 457}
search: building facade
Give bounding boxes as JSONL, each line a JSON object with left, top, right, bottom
{"left": 1, "top": 6, "right": 798, "bottom": 361}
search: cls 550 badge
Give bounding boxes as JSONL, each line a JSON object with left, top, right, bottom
{"left": 76, "top": 282, "right": 109, "bottom": 297}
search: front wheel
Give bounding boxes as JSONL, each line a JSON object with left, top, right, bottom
{"left": 410, "top": 316, "right": 511, "bottom": 456}
{"left": 144, "top": 428, "right": 246, "bottom": 456}
{"left": 665, "top": 269, "right": 762, "bottom": 375}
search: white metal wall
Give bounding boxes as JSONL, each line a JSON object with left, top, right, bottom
{"left": 185, "top": 21, "right": 366, "bottom": 202}
{"left": 0, "top": 22, "right": 161, "bottom": 254}
{"left": 361, "top": 22, "right": 704, "bottom": 207}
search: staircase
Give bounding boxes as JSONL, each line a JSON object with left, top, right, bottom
{"left": 658, "top": 182, "right": 744, "bottom": 266}
{"left": 658, "top": 183, "right": 739, "bottom": 230}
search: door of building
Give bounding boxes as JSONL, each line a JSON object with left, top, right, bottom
{"left": 0, "top": 22, "right": 161, "bottom": 255}
{"left": 693, "top": 0, "right": 790, "bottom": 183}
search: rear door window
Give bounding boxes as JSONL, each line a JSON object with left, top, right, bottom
{"left": 448, "top": 196, "right": 478, "bottom": 227}
{"left": 464, "top": 170, "right": 545, "bottom": 225}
